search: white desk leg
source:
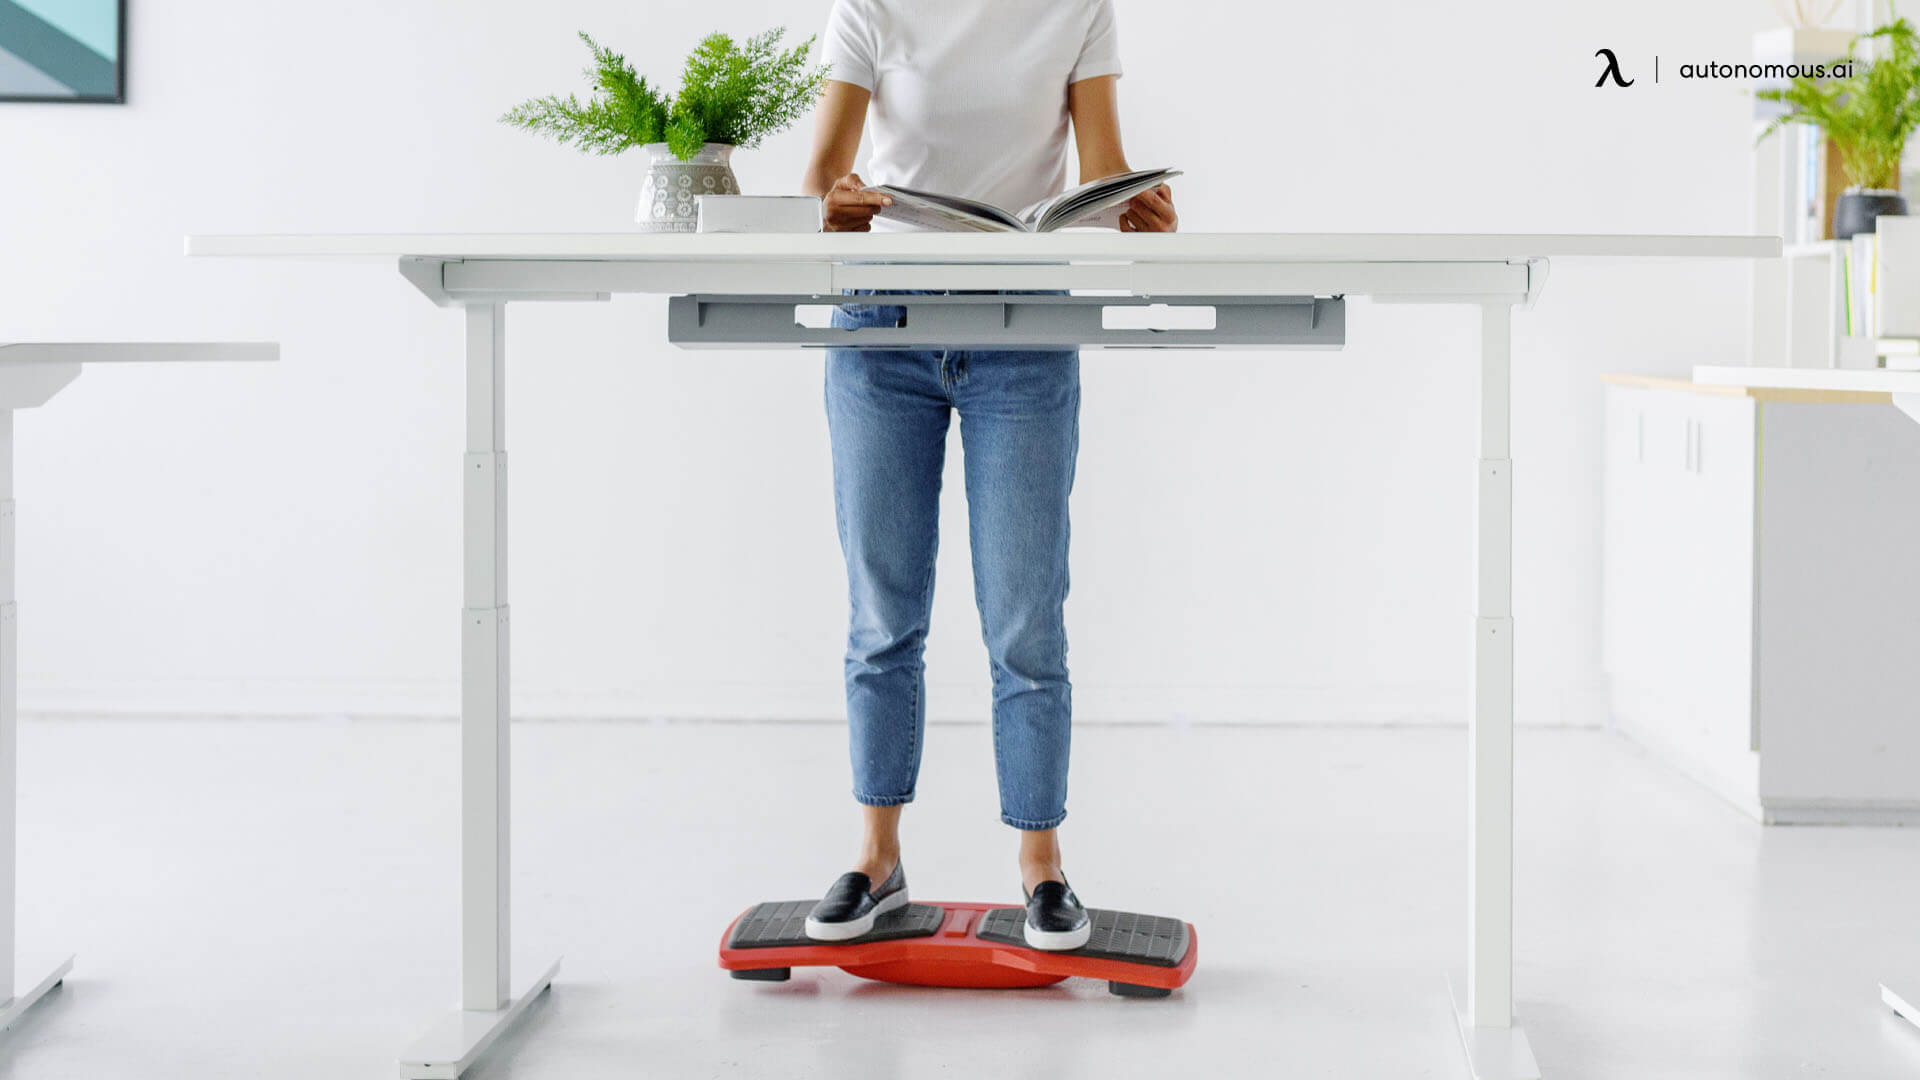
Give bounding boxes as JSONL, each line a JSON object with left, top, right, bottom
{"left": 1886, "top": 395, "right": 1920, "bottom": 1028}
{"left": 0, "top": 411, "right": 76, "bottom": 1033}
{"left": 1448, "top": 303, "right": 1539, "bottom": 1079}
{"left": 399, "top": 305, "right": 558, "bottom": 1080}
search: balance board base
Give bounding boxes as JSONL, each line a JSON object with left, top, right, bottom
{"left": 718, "top": 900, "right": 1196, "bottom": 995}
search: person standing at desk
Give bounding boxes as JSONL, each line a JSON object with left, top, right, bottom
{"left": 797, "top": 0, "right": 1177, "bottom": 950}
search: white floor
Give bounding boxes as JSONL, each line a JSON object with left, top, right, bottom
{"left": 3, "top": 719, "right": 1920, "bottom": 1079}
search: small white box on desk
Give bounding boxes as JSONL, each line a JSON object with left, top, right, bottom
{"left": 696, "top": 196, "right": 822, "bottom": 234}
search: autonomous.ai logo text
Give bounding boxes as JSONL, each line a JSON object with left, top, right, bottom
{"left": 1594, "top": 48, "right": 1634, "bottom": 87}
{"left": 1589, "top": 48, "right": 1855, "bottom": 87}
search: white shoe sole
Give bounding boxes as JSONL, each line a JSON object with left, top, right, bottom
{"left": 1023, "top": 918, "right": 1092, "bottom": 952}
{"left": 804, "top": 887, "right": 910, "bottom": 941}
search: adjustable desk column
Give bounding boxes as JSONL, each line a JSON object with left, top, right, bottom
{"left": 1466, "top": 302, "right": 1519, "bottom": 1050}
{"left": 395, "top": 303, "right": 562, "bottom": 1080}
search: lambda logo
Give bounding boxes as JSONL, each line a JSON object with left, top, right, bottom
{"left": 1594, "top": 48, "right": 1635, "bottom": 87}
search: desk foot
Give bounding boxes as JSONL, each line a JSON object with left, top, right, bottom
{"left": 0, "top": 954, "right": 73, "bottom": 1033}
{"left": 398, "top": 957, "right": 561, "bottom": 1080}
{"left": 1882, "top": 981, "right": 1920, "bottom": 1030}
{"left": 1447, "top": 974, "right": 1541, "bottom": 1080}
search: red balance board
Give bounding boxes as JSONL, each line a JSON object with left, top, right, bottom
{"left": 718, "top": 900, "right": 1197, "bottom": 997}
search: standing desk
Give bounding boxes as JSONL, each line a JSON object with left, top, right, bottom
{"left": 0, "top": 343, "right": 276, "bottom": 1035}
{"left": 1692, "top": 364, "right": 1920, "bottom": 1038}
{"left": 185, "top": 232, "right": 1776, "bottom": 1080}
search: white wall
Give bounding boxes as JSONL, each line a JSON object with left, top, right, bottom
{"left": 0, "top": 0, "right": 1772, "bottom": 725}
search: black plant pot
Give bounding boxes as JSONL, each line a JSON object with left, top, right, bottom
{"left": 1833, "top": 189, "right": 1909, "bottom": 240}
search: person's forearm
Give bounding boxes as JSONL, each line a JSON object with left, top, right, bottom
{"left": 1079, "top": 144, "right": 1132, "bottom": 185}
{"left": 804, "top": 82, "right": 870, "bottom": 198}
{"left": 1068, "top": 75, "right": 1129, "bottom": 185}
{"left": 1079, "top": 159, "right": 1131, "bottom": 185}
{"left": 800, "top": 166, "right": 836, "bottom": 198}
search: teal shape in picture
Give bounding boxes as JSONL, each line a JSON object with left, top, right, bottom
{"left": 14, "top": 0, "right": 113, "bottom": 59}
{"left": 0, "top": 0, "right": 121, "bottom": 102}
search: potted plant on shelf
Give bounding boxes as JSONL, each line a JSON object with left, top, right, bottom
{"left": 504, "top": 30, "right": 829, "bottom": 231}
{"left": 1759, "top": 16, "right": 1920, "bottom": 239}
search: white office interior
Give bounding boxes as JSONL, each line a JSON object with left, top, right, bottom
{"left": 2, "top": 0, "right": 1919, "bottom": 1077}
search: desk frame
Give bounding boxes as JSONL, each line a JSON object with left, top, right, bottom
{"left": 399, "top": 255, "right": 1540, "bottom": 1080}
{"left": 0, "top": 358, "right": 80, "bottom": 1037}
{"left": 183, "top": 232, "right": 1775, "bottom": 1080}
{"left": 0, "top": 343, "right": 273, "bottom": 1039}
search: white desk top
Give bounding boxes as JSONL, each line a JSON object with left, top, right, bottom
{"left": 0, "top": 343, "right": 278, "bottom": 365}
{"left": 1693, "top": 365, "right": 1920, "bottom": 394}
{"left": 185, "top": 232, "right": 1779, "bottom": 264}
{"left": 0, "top": 343, "right": 273, "bottom": 411}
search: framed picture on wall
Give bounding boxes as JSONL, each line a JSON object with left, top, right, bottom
{"left": 0, "top": 0, "right": 125, "bottom": 103}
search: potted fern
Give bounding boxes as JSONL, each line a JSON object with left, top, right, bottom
{"left": 504, "top": 30, "right": 829, "bottom": 231}
{"left": 1759, "top": 16, "right": 1920, "bottom": 238}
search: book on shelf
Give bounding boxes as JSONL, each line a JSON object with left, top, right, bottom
{"left": 1839, "top": 242, "right": 1852, "bottom": 339}
{"left": 1826, "top": 227, "right": 1920, "bottom": 368}
{"left": 1795, "top": 125, "right": 1818, "bottom": 244}
{"left": 1848, "top": 232, "right": 1877, "bottom": 338}
{"left": 1829, "top": 233, "right": 1883, "bottom": 339}
{"left": 865, "top": 167, "right": 1181, "bottom": 233}
{"left": 1783, "top": 235, "right": 1884, "bottom": 369}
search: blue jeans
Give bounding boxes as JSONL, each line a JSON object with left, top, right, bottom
{"left": 825, "top": 289, "right": 1079, "bottom": 830}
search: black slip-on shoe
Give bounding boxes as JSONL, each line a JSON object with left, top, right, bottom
{"left": 1023, "top": 877, "right": 1091, "bottom": 951}
{"left": 804, "top": 861, "right": 908, "bottom": 941}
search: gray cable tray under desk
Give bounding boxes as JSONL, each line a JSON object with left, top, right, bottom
{"left": 666, "top": 293, "right": 1346, "bottom": 349}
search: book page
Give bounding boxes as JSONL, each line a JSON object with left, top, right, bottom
{"left": 866, "top": 185, "right": 1025, "bottom": 232}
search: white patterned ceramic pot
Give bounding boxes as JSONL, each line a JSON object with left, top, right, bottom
{"left": 637, "top": 142, "right": 739, "bottom": 231}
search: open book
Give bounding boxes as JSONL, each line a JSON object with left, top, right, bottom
{"left": 865, "top": 167, "right": 1181, "bottom": 233}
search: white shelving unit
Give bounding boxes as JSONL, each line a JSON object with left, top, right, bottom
{"left": 1749, "top": 29, "right": 1857, "bottom": 368}
{"left": 1747, "top": 3, "right": 1920, "bottom": 369}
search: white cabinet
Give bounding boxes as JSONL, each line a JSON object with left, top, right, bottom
{"left": 1602, "top": 376, "right": 1920, "bottom": 823}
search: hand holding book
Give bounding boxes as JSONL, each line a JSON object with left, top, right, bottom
{"left": 1117, "top": 182, "right": 1178, "bottom": 232}
{"left": 822, "top": 173, "right": 895, "bottom": 232}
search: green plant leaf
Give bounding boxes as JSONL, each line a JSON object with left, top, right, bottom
{"left": 501, "top": 26, "right": 830, "bottom": 161}
{"left": 674, "top": 28, "right": 829, "bottom": 149}
{"left": 1756, "top": 16, "right": 1920, "bottom": 190}
{"left": 666, "top": 113, "right": 708, "bottom": 159}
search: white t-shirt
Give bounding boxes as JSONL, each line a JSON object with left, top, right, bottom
{"left": 819, "top": 0, "right": 1123, "bottom": 231}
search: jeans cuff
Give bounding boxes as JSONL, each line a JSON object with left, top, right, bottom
{"left": 855, "top": 791, "right": 915, "bottom": 808}
{"left": 1001, "top": 810, "right": 1067, "bottom": 831}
